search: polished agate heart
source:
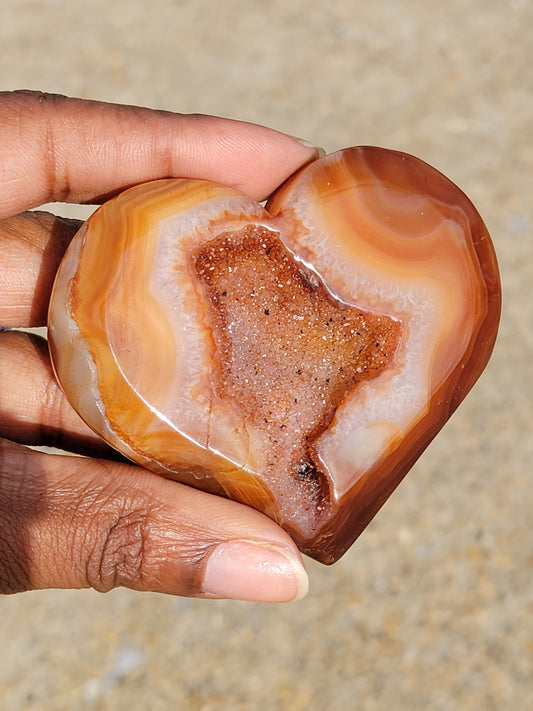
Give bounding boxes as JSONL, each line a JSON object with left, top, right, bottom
{"left": 48, "top": 147, "right": 501, "bottom": 563}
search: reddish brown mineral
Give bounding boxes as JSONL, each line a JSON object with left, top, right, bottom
{"left": 48, "top": 147, "right": 501, "bottom": 563}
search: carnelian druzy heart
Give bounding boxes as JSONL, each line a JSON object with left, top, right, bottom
{"left": 48, "top": 147, "right": 501, "bottom": 563}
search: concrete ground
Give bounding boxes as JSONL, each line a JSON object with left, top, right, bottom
{"left": 1, "top": 0, "right": 532, "bottom": 709}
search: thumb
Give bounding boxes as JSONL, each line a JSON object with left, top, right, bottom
{"left": 0, "top": 439, "right": 308, "bottom": 602}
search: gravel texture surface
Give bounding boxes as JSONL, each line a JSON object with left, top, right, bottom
{"left": 1, "top": 1, "right": 532, "bottom": 709}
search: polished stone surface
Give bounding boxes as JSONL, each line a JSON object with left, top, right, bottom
{"left": 48, "top": 149, "right": 499, "bottom": 562}
{"left": 1, "top": 0, "right": 531, "bottom": 709}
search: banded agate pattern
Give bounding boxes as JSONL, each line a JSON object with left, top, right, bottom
{"left": 48, "top": 147, "right": 501, "bottom": 563}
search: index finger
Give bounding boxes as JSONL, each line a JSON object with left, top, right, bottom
{"left": 0, "top": 91, "right": 320, "bottom": 219}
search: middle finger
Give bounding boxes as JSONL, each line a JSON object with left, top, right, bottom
{"left": 0, "top": 211, "right": 81, "bottom": 328}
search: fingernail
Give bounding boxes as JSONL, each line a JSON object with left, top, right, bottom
{"left": 202, "top": 541, "right": 309, "bottom": 602}
{"left": 292, "top": 137, "right": 326, "bottom": 159}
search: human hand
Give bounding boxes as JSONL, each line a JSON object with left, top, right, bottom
{"left": 0, "top": 91, "right": 317, "bottom": 601}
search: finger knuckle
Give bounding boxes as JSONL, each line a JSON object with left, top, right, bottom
{"left": 86, "top": 499, "right": 155, "bottom": 593}
{"left": 25, "top": 91, "right": 72, "bottom": 204}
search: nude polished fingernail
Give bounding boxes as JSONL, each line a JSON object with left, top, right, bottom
{"left": 291, "top": 137, "right": 326, "bottom": 158}
{"left": 202, "top": 541, "right": 309, "bottom": 602}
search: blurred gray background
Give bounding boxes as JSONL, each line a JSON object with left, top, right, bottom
{"left": 1, "top": 1, "right": 531, "bottom": 709}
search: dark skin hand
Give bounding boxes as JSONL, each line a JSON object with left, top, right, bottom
{"left": 0, "top": 90, "right": 317, "bottom": 601}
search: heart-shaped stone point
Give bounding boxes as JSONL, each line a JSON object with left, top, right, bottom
{"left": 48, "top": 147, "right": 501, "bottom": 563}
